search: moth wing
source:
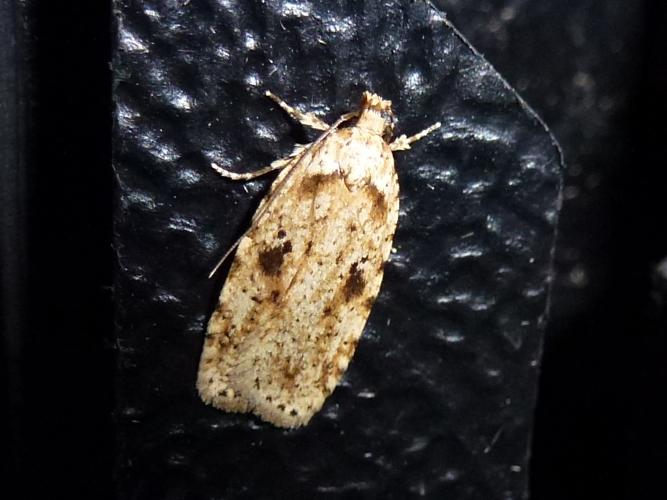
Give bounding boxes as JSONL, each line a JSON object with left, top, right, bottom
{"left": 198, "top": 129, "right": 399, "bottom": 427}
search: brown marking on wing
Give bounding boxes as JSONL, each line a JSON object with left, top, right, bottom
{"left": 299, "top": 173, "right": 338, "bottom": 197}
{"left": 365, "top": 183, "right": 388, "bottom": 221}
{"left": 344, "top": 262, "right": 366, "bottom": 301}
{"left": 281, "top": 362, "right": 300, "bottom": 390}
{"left": 258, "top": 240, "right": 293, "bottom": 276}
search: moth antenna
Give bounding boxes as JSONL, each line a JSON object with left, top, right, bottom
{"left": 208, "top": 238, "right": 243, "bottom": 278}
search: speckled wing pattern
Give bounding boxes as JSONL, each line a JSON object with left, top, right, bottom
{"left": 198, "top": 126, "right": 399, "bottom": 428}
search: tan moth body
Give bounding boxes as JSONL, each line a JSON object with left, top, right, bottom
{"left": 198, "top": 91, "right": 440, "bottom": 428}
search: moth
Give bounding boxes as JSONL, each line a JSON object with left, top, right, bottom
{"left": 197, "top": 90, "right": 440, "bottom": 428}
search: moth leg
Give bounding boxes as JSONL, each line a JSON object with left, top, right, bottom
{"left": 390, "top": 121, "right": 442, "bottom": 151}
{"left": 211, "top": 143, "right": 309, "bottom": 181}
{"left": 265, "top": 90, "right": 330, "bottom": 131}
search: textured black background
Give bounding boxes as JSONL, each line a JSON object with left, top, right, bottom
{"left": 3, "top": 1, "right": 667, "bottom": 499}
{"left": 113, "top": 1, "right": 562, "bottom": 498}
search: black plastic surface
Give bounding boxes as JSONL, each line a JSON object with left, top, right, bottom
{"left": 113, "top": 1, "right": 563, "bottom": 498}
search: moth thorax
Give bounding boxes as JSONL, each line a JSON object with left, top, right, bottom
{"left": 357, "top": 91, "right": 395, "bottom": 139}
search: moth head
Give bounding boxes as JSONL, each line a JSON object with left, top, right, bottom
{"left": 359, "top": 91, "right": 396, "bottom": 139}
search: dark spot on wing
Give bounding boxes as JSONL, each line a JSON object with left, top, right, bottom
{"left": 277, "top": 229, "right": 286, "bottom": 239}
{"left": 300, "top": 173, "right": 338, "bottom": 197}
{"left": 344, "top": 262, "right": 365, "bottom": 300}
{"left": 271, "top": 290, "right": 280, "bottom": 303}
{"left": 366, "top": 184, "right": 388, "bottom": 220}
{"left": 258, "top": 247, "right": 284, "bottom": 276}
{"left": 258, "top": 241, "right": 292, "bottom": 276}
{"left": 283, "top": 368, "right": 296, "bottom": 383}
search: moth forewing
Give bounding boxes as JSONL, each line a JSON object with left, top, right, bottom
{"left": 197, "top": 91, "right": 439, "bottom": 428}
